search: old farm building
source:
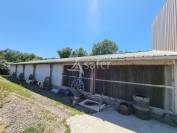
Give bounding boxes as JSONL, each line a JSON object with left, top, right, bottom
{"left": 10, "top": 0, "right": 177, "bottom": 115}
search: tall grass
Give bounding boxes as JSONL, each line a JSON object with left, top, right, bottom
{"left": 0, "top": 76, "right": 31, "bottom": 98}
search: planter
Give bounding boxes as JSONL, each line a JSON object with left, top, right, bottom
{"left": 133, "top": 95, "right": 150, "bottom": 108}
{"left": 133, "top": 95, "right": 151, "bottom": 120}
{"left": 133, "top": 105, "right": 150, "bottom": 120}
{"left": 118, "top": 102, "right": 132, "bottom": 115}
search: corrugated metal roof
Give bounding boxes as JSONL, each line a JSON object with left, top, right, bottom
{"left": 11, "top": 50, "right": 177, "bottom": 65}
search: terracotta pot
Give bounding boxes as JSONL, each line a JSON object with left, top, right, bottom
{"left": 118, "top": 102, "right": 129, "bottom": 115}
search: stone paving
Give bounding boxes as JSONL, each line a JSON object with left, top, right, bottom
{"left": 67, "top": 108, "right": 177, "bottom": 133}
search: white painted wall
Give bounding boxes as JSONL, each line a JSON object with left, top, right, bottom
{"left": 17, "top": 65, "right": 23, "bottom": 78}
{"left": 10, "top": 65, "right": 16, "bottom": 75}
{"left": 52, "top": 64, "right": 63, "bottom": 87}
{"left": 24, "top": 65, "right": 33, "bottom": 80}
{"left": 35, "top": 64, "right": 50, "bottom": 82}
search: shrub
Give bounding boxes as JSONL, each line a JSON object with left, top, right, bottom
{"left": 9, "top": 72, "right": 17, "bottom": 82}
{"left": 19, "top": 73, "right": 24, "bottom": 81}
{"left": 43, "top": 77, "right": 51, "bottom": 89}
{"left": 29, "top": 74, "right": 34, "bottom": 80}
{"left": 12, "top": 72, "right": 16, "bottom": 78}
{"left": 0, "top": 60, "right": 9, "bottom": 75}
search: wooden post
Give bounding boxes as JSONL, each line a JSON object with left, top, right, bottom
{"left": 50, "top": 64, "right": 53, "bottom": 87}
{"left": 89, "top": 62, "right": 96, "bottom": 94}
{"left": 61, "top": 64, "right": 64, "bottom": 86}
{"left": 23, "top": 64, "right": 25, "bottom": 78}
{"left": 33, "top": 64, "right": 36, "bottom": 80}
{"left": 164, "top": 65, "right": 173, "bottom": 112}
{"left": 92, "top": 62, "right": 96, "bottom": 94}
{"left": 15, "top": 65, "right": 17, "bottom": 77}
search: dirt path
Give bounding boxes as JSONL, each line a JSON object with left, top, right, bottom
{"left": 0, "top": 89, "right": 74, "bottom": 133}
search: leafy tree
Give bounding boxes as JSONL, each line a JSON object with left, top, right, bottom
{"left": 92, "top": 39, "right": 118, "bottom": 55}
{"left": 72, "top": 48, "right": 87, "bottom": 57}
{"left": 0, "top": 49, "right": 43, "bottom": 74}
{"left": 57, "top": 47, "right": 73, "bottom": 58}
{"left": 57, "top": 47, "right": 87, "bottom": 58}
{"left": 0, "top": 49, "right": 42, "bottom": 63}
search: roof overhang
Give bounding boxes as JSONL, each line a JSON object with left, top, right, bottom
{"left": 11, "top": 50, "right": 177, "bottom": 66}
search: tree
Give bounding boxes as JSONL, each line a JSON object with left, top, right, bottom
{"left": 0, "top": 49, "right": 42, "bottom": 63}
{"left": 0, "top": 49, "right": 43, "bottom": 74}
{"left": 92, "top": 39, "right": 118, "bottom": 55}
{"left": 72, "top": 48, "right": 87, "bottom": 57}
{"left": 57, "top": 47, "right": 73, "bottom": 58}
{"left": 57, "top": 47, "right": 88, "bottom": 58}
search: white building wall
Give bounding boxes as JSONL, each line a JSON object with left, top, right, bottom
{"left": 35, "top": 64, "right": 50, "bottom": 82}
{"left": 10, "top": 65, "right": 16, "bottom": 75}
{"left": 52, "top": 64, "right": 63, "bottom": 87}
{"left": 24, "top": 65, "right": 33, "bottom": 80}
{"left": 17, "top": 65, "right": 23, "bottom": 78}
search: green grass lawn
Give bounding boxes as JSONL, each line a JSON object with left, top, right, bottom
{"left": 0, "top": 75, "right": 82, "bottom": 132}
{"left": 0, "top": 75, "right": 32, "bottom": 98}
{"left": 0, "top": 75, "right": 81, "bottom": 115}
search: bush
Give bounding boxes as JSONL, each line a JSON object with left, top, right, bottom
{"left": 19, "top": 73, "right": 24, "bottom": 81}
{"left": 43, "top": 77, "right": 51, "bottom": 89}
{"left": 9, "top": 72, "right": 17, "bottom": 82}
{"left": 0, "top": 60, "right": 9, "bottom": 75}
{"left": 7, "top": 73, "right": 21, "bottom": 84}
{"left": 29, "top": 74, "right": 34, "bottom": 80}
{"left": 12, "top": 72, "right": 16, "bottom": 78}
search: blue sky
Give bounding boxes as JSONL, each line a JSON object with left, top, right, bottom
{"left": 0, "top": 0, "right": 164, "bottom": 58}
